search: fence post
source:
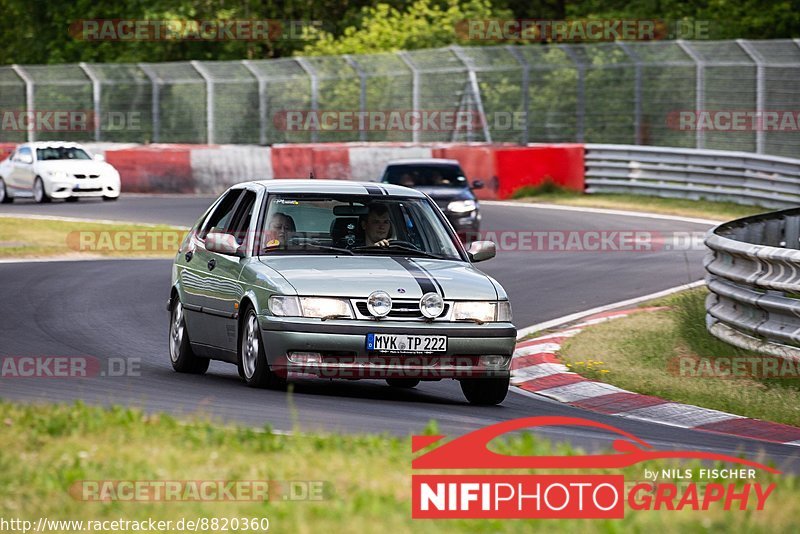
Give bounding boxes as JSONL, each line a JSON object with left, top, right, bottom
{"left": 676, "top": 40, "right": 705, "bottom": 150}
{"left": 11, "top": 65, "right": 35, "bottom": 143}
{"left": 736, "top": 39, "right": 765, "bottom": 154}
{"left": 343, "top": 55, "right": 368, "bottom": 143}
{"left": 559, "top": 45, "right": 585, "bottom": 143}
{"left": 397, "top": 51, "right": 419, "bottom": 143}
{"left": 78, "top": 62, "right": 102, "bottom": 142}
{"left": 138, "top": 63, "right": 160, "bottom": 143}
{"left": 616, "top": 42, "right": 643, "bottom": 146}
{"left": 191, "top": 61, "right": 215, "bottom": 144}
{"left": 450, "top": 45, "right": 492, "bottom": 143}
{"left": 506, "top": 45, "right": 530, "bottom": 145}
{"left": 295, "top": 58, "right": 319, "bottom": 143}
{"left": 242, "top": 60, "right": 267, "bottom": 145}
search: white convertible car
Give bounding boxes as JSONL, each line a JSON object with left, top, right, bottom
{"left": 0, "top": 142, "right": 121, "bottom": 203}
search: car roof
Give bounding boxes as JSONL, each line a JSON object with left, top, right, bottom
{"left": 244, "top": 179, "right": 427, "bottom": 198}
{"left": 19, "top": 142, "right": 89, "bottom": 150}
{"left": 385, "top": 158, "right": 461, "bottom": 167}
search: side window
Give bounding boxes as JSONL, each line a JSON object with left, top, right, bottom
{"left": 17, "top": 147, "right": 32, "bottom": 161}
{"left": 198, "top": 190, "right": 242, "bottom": 240}
{"left": 227, "top": 191, "right": 257, "bottom": 245}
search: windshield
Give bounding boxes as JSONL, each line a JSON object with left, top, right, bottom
{"left": 384, "top": 165, "right": 467, "bottom": 188}
{"left": 259, "top": 194, "right": 463, "bottom": 260}
{"left": 36, "top": 147, "right": 91, "bottom": 161}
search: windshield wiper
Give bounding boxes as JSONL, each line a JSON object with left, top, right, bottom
{"left": 351, "top": 244, "right": 445, "bottom": 259}
{"left": 262, "top": 243, "right": 354, "bottom": 255}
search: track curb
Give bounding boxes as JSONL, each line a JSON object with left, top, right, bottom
{"left": 511, "top": 307, "right": 800, "bottom": 447}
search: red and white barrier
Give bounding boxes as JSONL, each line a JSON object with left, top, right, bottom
{"left": 1, "top": 141, "right": 586, "bottom": 197}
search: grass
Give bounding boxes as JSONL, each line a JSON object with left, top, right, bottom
{"left": 0, "top": 216, "right": 185, "bottom": 258}
{"left": 1, "top": 400, "right": 799, "bottom": 533}
{"left": 510, "top": 185, "right": 768, "bottom": 221}
{"left": 559, "top": 288, "right": 800, "bottom": 426}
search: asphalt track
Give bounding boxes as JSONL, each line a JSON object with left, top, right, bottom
{"left": 2, "top": 196, "right": 798, "bottom": 471}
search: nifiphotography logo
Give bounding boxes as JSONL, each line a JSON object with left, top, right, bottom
{"left": 411, "top": 416, "right": 778, "bottom": 519}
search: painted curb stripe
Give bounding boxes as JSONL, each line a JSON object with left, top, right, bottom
{"left": 511, "top": 307, "right": 800, "bottom": 447}
{"left": 569, "top": 392, "right": 670, "bottom": 414}
{"left": 695, "top": 418, "right": 800, "bottom": 443}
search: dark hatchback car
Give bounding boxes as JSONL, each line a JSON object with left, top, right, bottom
{"left": 380, "top": 159, "right": 482, "bottom": 237}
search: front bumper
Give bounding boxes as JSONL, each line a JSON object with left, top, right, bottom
{"left": 48, "top": 177, "right": 120, "bottom": 199}
{"left": 259, "top": 315, "right": 515, "bottom": 380}
{"left": 446, "top": 210, "right": 480, "bottom": 232}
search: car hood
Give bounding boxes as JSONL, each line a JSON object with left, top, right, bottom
{"left": 258, "top": 255, "right": 499, "bottom": 300}
{"left": 35, "top": 159, "right": 115, "bottom": 175}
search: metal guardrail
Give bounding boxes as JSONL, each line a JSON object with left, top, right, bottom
{"left": 705, "top": 209, "right": 800, "bottom": 361}
{"left": 585, "top": 144, "right": 800, "bottom": 209}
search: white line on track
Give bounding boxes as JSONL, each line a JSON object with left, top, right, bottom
{"left": 483, "top": 200, "right": 724, "bottom": 226}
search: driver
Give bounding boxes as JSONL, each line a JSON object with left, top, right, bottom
{"left": 264, "top": 212, "right": 295, "bottom": 249}
{"left": 360, "top": 203, "right": 392, "bottom": 247}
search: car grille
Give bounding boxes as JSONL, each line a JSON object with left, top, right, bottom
{"left": 354, "top": 300, "right": 450, "bottom": 320}
{"left": 73, "top": 174, "right": 100, "bottom": 179}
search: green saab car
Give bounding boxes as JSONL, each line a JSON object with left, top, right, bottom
{"left": 168, "top": 180, "right": 516, "bottom": 405}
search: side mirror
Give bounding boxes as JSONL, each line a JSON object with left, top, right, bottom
{"left": 206, "top": 232, "right": 243, "bottom": 257}
{"left": 93, "top": 153, "right": 105, "bottom": 162}
{"left": 17, "top": 154, "right": 33, "bottom": 164}
{"left": 471, "top": 180, "right": 484, "bottom": 190}
{"left": 467, "top": 240, "right": 496, "bottom": 262}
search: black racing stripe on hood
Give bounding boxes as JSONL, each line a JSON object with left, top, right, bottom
{"left": 411, "top": 259, "right": 445, "bottom": 297}
{"left": 392, "top": 257, "right": 437, "bottom": 295}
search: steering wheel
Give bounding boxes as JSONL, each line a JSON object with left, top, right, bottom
{"left": 386, "top": 239, "right": 420, "bottom": 250}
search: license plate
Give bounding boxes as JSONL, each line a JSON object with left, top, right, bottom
{"left": 366, "top": 333, "right": 447, "bottom": 353}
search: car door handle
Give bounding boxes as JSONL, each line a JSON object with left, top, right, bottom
{"left": 185, "top": 251, "right": 193, "bottom": 262}
{"left": 207, "top": 258, "right": 216, "bottom": 271}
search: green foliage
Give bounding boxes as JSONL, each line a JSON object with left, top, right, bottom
{"left": 300, "top": 0, "right": 507, "bottom": 56}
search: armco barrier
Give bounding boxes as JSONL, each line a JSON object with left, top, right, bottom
{"left": 270, "top": 144, "right": 350, "bottom": 180}
{"left": 705, "top": 208, "right": 800, "bottom": 362}
{"left": 0, "top": 141, "right": 586, "bottom": 196}
{"left": 586, "top": 144, "right": 800, "bottom": 208}
{"left": 497, "top": 144, "right": 585, "bottom": 198}
{"left": 190, "top": 145, "right": 273, "bottom": 193}
{"left": 432, "top": 144, "right": 499, "bottom": 200}
{"left": 104, "top": 145, "right": 195, "bottom": 193}
{"left": 348, "top": 144, "right": 433, "bottom": 182}
{"left": 433, "top": 144, "right": 585, "bottom": 200}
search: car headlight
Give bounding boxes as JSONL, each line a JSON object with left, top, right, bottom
{"left": 452, "top": 301, "right": 512, "bottom": 323}
{"left": 447, "top": 200, "right": 477, "bottom": 213}
{"left": 46, "top": 170, "right": 69, "bottom": 181}
{"left": 269, "top": 296, "right": 353, "bottom": 319}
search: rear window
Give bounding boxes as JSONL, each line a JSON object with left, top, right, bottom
{"left": 384, "top": 165, "right": 467, "bottom": 188}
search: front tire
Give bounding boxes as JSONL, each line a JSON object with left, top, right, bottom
{"left": 33, "top": 177, "right": 51, "bottom": 203}
{"left": 460, "top": 376, "right": 510, "bottom": 405}
{"left": 239, "top": 307, "right": 286, "bottom": 389}
{"left": 386, "top": 378, "right": 420, "bottom": 388}
{"left": 103, "top": 196, "right": 118, "bottom": 202}
{"left": 169, "top": 299, "right": 209, "bottom": 374}
{"left": 0, "top": 178, "right": 11, "bottom": 203}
